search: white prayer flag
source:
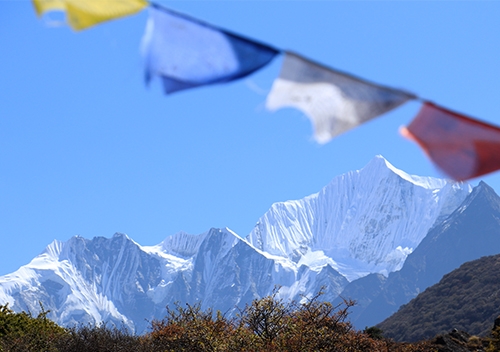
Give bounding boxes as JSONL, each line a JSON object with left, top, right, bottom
{"left": 266, "top": 52, "right": 415, "bottom": 143}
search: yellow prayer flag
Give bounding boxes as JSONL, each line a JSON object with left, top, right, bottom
{"left": 32, "top": 0, "right": 148, "bottom": 31}
{"left": 33, "top": 0, "right": 65, "bottom": 15}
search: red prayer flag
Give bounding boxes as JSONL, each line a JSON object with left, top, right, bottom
{"left": 401, "top": 102, "right": 500, "bottom": 181}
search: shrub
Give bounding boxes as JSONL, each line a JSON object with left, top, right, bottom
{"left": 146, "top": 302, "right": 234, "bottom": 352}
{"left": 145, "top": 288, "right": 435, "bottom": 351}
{"left": 0, "top": 303, "right": 67, "bottom": 352}
{"left": 56, "top": 323, "right": 147, "bottom": 352}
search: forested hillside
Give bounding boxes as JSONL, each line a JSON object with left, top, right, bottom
{"left": 378, "top": 254, "right": 500, "bottom": 342}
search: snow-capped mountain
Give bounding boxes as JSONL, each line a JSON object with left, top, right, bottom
{"left": 0, "top": 156, "right": 473, "bottom": 333}
{"left": 246, "top": 155, "right": 471, "bottom": 280}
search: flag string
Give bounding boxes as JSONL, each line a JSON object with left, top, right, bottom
{"left": 32, "top": 0, "right": 500, "bottom": 181}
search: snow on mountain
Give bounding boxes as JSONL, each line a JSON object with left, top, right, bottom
{"left": 0, "top": 228, "right": 347, "bottom": 333}
{"left": 143, "top": 230, "right": 209, "bottom": 259}
{"left": 0, "top": 234, "right": 150, "bottom": 331}
{"left": 245, "top": 155, "right": 472, "bottom": 280}
{"left": 0, "top": 155, "right": 473, "bottom": 333}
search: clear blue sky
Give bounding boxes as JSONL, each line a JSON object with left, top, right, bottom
{"left": 1, "top": 1, "right": 500, "bottom": 276}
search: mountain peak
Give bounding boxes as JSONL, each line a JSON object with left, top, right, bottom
{"left": 445, "top": 181, "right": 500, "bottom": 222}
{"left": 472, "top": 181, "right": 500, "bottom": 204}
{"left": 112, "top": 232, "right": 130, "bottom": 240}
{"left": 246, "top": 157, "right": 472, "bottom": 280}
{"left": 360, "top": 155, "right": 449, "bottom": 189}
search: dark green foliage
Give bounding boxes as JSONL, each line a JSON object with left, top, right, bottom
{"left": 365, "top": 326, "right": 385, "bottom": 340}
{"left": 378, "top": 254, "right": 500, "bottom": 342}
{"left": 0, "top": 303, "right": 66, "bottom": 352}
{"left": 56, "top": 324, "right": 148, "bottom": 352}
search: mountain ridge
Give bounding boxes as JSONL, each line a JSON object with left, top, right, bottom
{"left": 0, "top": 156, "right": 478, "bottom": 333}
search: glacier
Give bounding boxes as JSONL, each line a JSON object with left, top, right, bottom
{"left": 0, "top": 155, "right": 472, "bottom": 333}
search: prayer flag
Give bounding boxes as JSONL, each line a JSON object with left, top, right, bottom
{"left": 33, "top": 0, "right": 65, "bottom": 15}
{"left": 401, "top": 102, "right": 500, "bottom": 181}
{"left": 266, "top": 52, "right": 416, "bottom": 143}
{"left": 141, "top": 4, "right": 279, "bottom": 94}
{"left": 32, "top": 0, "right": 148, "bottom": 31}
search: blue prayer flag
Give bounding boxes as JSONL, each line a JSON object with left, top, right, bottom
{"left": 142, "top": 4, "right": 280, "bottom": 94}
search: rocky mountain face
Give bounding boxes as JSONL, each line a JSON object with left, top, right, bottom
{"left": 335, "top": 181, "right": 500, "bottom": 330}
{"left": 0, "top": 156, "right": 485, "bottom": 334}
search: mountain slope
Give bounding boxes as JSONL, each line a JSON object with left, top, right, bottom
{"left": 378, "top": 253, "right": 500, "bottom": 342}
{"left": 341, "top": 181, "right": 500, "bottom": 329}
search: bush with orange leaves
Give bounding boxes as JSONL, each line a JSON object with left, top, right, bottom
{"left": 144, "top": 288, "right": 435, "bottom": 352}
